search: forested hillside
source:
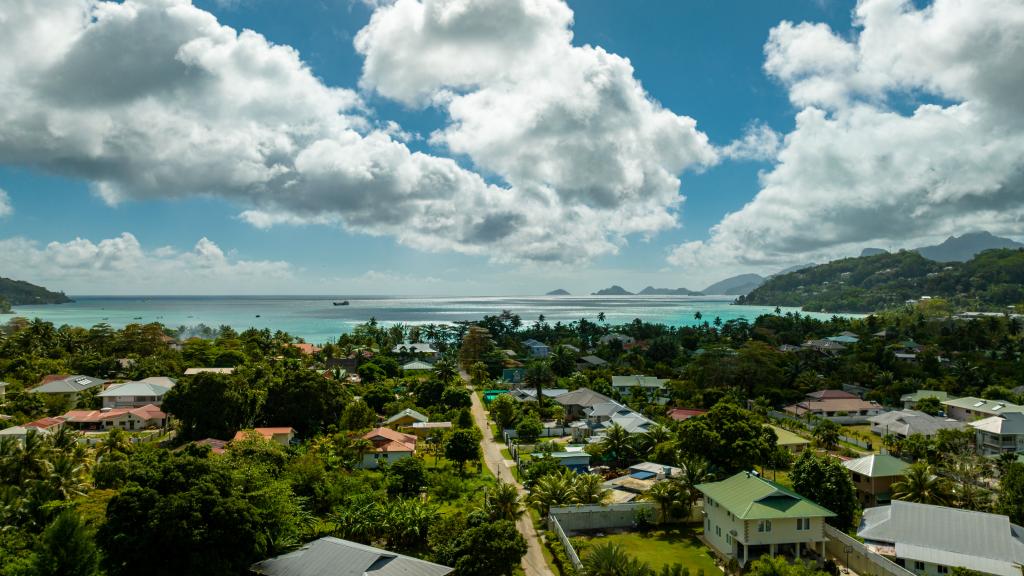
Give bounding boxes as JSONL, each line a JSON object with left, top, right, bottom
{"left": 737, "top": 249, "right": 1024, "bottom": 313}
{"left": 0, "top": 277, "right": 73, "bottom": 305}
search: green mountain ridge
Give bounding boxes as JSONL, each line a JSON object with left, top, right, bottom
{"left": 736, "top": 248, "right": 1024, "bottom": 313}
{"left": 0, "top": 276, "right": 73, "bottom": 308}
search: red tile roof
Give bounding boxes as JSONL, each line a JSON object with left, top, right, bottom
{"left": 806, "top": 389, "right": 859, "bottom": 400}
{"left": 292, "top": 343, "right": 322, "bottom": 355}
{"left": 363, "top": 427, "right": 417, "bottom": 453}
{"left": 666, "top": 408, "right": 706, "bottom": 421}
{"left": 62, "top": 404, "right": 165, "bottom": 423}
{"left": 195, "top": 438, "right": 228, "bottom": 454}
{"left": 23, "top": 417, "right": 65, "bottom": 430}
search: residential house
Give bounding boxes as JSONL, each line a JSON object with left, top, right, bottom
{"left": 530, "top": 450, "right": 591, "bottom": 473}
{"left": 250, "top": 537, "right": 453, "bottom": 576}
{"left": 385, "top": 408, "right": 428, "bottom": 428}
{"left": 666, "top": 407, "right": 706, "bottom": 422}
{"left": 521, "top": 338, "right": 550, "bottom": 359}
{"left": 194, "top": 438, "right": 228, "bottom": 454}
{"left": 602, "top": 461, "right": 682, "bottom": 502}
{"left": 611, "top": 375, "right": 668, "bottom": 401}
{"left": 402, "top": 360, "right": 434, "bottom": 371}
{"left": 401, "top": 421, "right": 452, "bottom": 439}
{"left": 801, "top": 339, "right": 847, "bottom": 354}
{"left": 31, "top": 375, "right": 107, "bottom": 401}
{"left": 769, "top": 425, "right": 810, "bottom": 453}
{"left": 576, "top": 355, "right": 608, "bottom": 370}
{"left": 900, "top": 390, "right": 951, "bottom": 410}
{"left": 843, "top": 454, "right": 909, "bottom": 507}
{"left": 858, "top": 501, "right": 1024, "bottom": 576}
{"left": 599, "top": 333, "right": 635, "bottom": 347}
{"left": 391, "top": 342, "right": 439, "bottom": 360}
{"left": 184, "top": 367, "right": 235, "bottom": 375}
{"left": 561, "top": 344, "right": 581, "bottom": 354}
{"left": 0, "top": 417, "right": 64, "bottom": 444}
{"left": 971, "top": 412, "right": 1024, "bottom": 456}
{"left": 360, "top": 427, "right": 417, "bottom": 469}
{"left": 827, "top": 332, "right": 860, "bottom": 344}
{"left": 696, "top": 471, "right": 835, "bottom": 567}
{"left": 233, "top": 427, "right": 296, "bottom": 446}
{"left": 507, "top": 388, "right": 569, "bottom": 403}
{"left": 581, "top": 401, "right": 657, "bottom": 438}
{"left": 62, "top": 404, "right": 167, "bottom": 432}
{"left": 290, "top": 343, "right": 322, "bottom": 356}
{"left": 784, "top": 390, "right": 885, "bottom": 424}
{"left": 97, "top": 377, "right": 175, "bottom": 408}
{"left": 869, "top": 410, "right": 966, "bottom": 439}
{"left": 553, "top": 387, "right": 615, "bottom": 420}
{"left": 941, "top": 397, "right": 1024, "bottom": 422}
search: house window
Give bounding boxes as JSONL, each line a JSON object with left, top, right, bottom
{"left": 937, "top": 567, "right": 948, "bottom": 574}
{"left": 726, "top": 534, "right": 733, "bottom": 545}
{"left": 797, "top": 518, "right": 811, "bottom": 531}
{"left": 852, "top": 473, "right": 862, "bottom": 482}
{"left": 716, "top": 526, "right": 721, "bottom": 537}
{"left": 758, "top": 520, "right": 772, "bottom": 533}
{"left": 915, "top": 561, "right": 925, "bottom": 571}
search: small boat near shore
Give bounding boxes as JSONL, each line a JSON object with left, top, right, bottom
{"left": 332, "top": 301, "right": 349, "bottom": 306}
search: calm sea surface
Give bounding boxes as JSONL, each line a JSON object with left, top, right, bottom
{"left": 5, "top": 295, "right": 843, "bottom": 344}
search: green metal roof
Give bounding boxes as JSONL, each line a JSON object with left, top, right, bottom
{"left": 843, "top": 454, "right": 909, "bottom": 478}
{"left": 768, "top": 425, "right": 810, "bottom": 447}
{"left": 696, "top": 471, "right": 835, "bottom": 520}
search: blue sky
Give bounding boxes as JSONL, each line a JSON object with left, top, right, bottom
{"left": 1, "top": 0, "right": 1020, "bottom": 295}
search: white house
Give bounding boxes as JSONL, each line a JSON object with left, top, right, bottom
{"left": 696, "top": 471, "right": 835, "bottom": 567}
{"left": 97, "top": 377, "right": 175, "bottom": 408}
{"left": 359, "top": 427, "right": 417, "bottom": 469}
{"left": 31, "top": 375, "right": 107, "bottom": 401}
{"left": 941, "top": 397, "right": 1024, "bottom": 422}
{"left": 858, "top": 501, "right": 1024, "bottom": 576}
{"left": 521, "top": 339, "right": 550, "bottom": 358}
{"left": 971, "top": 412, "right": 1024, "bottom": 456}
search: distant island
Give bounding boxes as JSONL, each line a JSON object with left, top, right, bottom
{"left": 637, "top": 286, "right": 702, "bottom": 295}
{"left": 738, "top": 247, "right": 1024, "bottom": 313}
{"left": 591, "top": 285, "right": 633, "bottom": 296}
{"left": 701, "top": 274, "right": 766, "bottom": 296}
{"left": 545, "top": 289, "right": 571, "bottom": 296}
{"left": 0, "top": 277, "right": 72, "bottom": 311}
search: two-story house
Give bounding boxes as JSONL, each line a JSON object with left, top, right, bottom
{"left": 941, "top": 397, "right": 1024, "bottom": 422}
{"left": 843, "top": 454, "right": 909, "bottom": 507}
{"left": 696, "top": 471, "right": 835, "bottom": 567}
{"left": 96, "top": 377, "right": 175, "bottom": 408}
{"left": 971, "top": 412, "right": 1024, "bottom": 456}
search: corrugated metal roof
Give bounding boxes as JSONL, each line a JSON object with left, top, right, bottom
{"left": 843, "top": 454, "right": 909, "bottom": 478}
{"left": 696, "top": 471, "right": 835, "bottom": 520}
{"left": 251, "top": 537, "right": 453, "bottom": 576}
{"left": 858, "top": 501, "right": 1024, "bottom": 575}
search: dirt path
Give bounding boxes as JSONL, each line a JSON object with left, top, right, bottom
{"left": 467, "top": 380, "right": 554, "bottom": 576}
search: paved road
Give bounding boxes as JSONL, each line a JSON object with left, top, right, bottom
{"left": 468, "top": 383, "right": 554, "bottom": 576}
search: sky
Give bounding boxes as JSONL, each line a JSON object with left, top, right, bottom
{"left": 0, "top": 0, "right": 1022, "bottom": 296}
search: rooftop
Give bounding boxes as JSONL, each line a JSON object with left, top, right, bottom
{"left": 385, "top": 408, "right": 428, "bottom": 425}
{"left": 233, "top": 427, "right": 296, "bottom": 442}
{"left": 32, "top": 375, "right": 107, "bottom": 394}
{"left": 696, "top": 471, "right": 835, "bottom": 520}
{"left": 184, "top": 367, "right": 234, "bottom": 375}
{"left": 900, "top": 390, "right": 951, "bottom": 402}
{"left": 859, "top": 501, "right": 1024, "bottom": 576}
{"left": 97, "top": 379, "right": 173, "bottom": 398}
{"left": 611, "top": 375, "right": 668, "bottom": 389}
{"left": 942, "top": 397, "right": 1024, "bottom": 414}
{"left": 553, "top": 387, "right": 614, "bottom": 408}
{"left": 971, "top": 412, "right": 1024, "bottom": 435}
{"left": 843, "top": 454, "right": 910, "bottom": 478}
{"left": 250, "top": 537, "right": 453, "bottom": 576}
{"left": 364, "top": 427, "right": 417, "bottom": 453}
{"left": 63, "top": 404, "right": 165, "bottom": 423}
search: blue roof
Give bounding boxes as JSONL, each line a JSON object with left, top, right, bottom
{"left": 630, "top": 471, "right": 656, "bottom": 480}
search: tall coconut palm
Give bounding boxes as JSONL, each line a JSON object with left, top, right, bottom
{"left": 642, "top": 480, "right": 689, "bottom": 524}
{"left": 432, "top": 359, "right": 457, "bottom": 384}
{"left": 486, "top": 480, "right": 524, "bottom": 521}
{"left": 892, "top": 462, "right": 952, "bottom": 505}
{"left": 600, "top": 423, "right": 634, "bottom": 469}
{"left": 572, "top": 473, "right": 611, "bottom": 505}
{"left": 527, "top": 469, "right": 575, "bottom": 517}
{"left": 525, "top": 360, "right": 554, "bottom": 411}
{"left": 12, "top": 429, "right": 53, "bottom": 484}
{"left": 678, "top": 455, "right": 714, "bottom": 504}
{"left": 48, "top": 453, "right": 90, "bottom": 500}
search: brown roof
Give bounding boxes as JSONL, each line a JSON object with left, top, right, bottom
{"left": 195, "top": 438, "right": 228, "bottom": 454}
{"left": 666, "top": 408, "right": 706, "bottom": 421}
{"left": 63, "top": 404, "right": 165, "bottom": 423}
{"left": 806, "top": 389, "right": 859, "bottom": 400}
{"left": 23, "top": 417, "right": 65, "bottom": 430}
{"left": 292, "top": 343, "right": 322, "bottom": 355}
{"left": 232, "top": 427, "right": 296, "bottom": 442}
{"left": 363, "top": 427, "right": 417, "bottom": 453}
{"left": 785, "top": 398, "right": 882, "bottom": 415}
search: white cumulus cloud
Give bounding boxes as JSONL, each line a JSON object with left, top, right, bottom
{"left": 0, "top": 0, "right": 716, "bottom": 266}
{"left": 0, "top": 233, "right": 295, "bottom": 294}
{"left": 0, "top": 189, "right": 12, "bottom": 217}
{"left": 671, "top": 0, "right": 1024, "bottom": 272}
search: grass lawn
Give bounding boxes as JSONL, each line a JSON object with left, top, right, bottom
{"left": 578, "top": 526, "right": 719, "bottom": 574}
{"left": 501, "top": 447, "right": 513, "bottom": 460}
{"left": 764, "top": 468, "right": 793, "bottom": 488}
{"left": 842, "top": 425, "right": 884, "bottom": 452}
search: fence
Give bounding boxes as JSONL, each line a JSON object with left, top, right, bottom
{"left": 548, "top": 514, "right": 583, "bottom": 571}
{"left": 824, "top": 525, "right": 915, "bottom": 576}
{"left": 502, "top": 426, "right": 575, "bottom": 439}
{"left": 549, "top": 502, "right": 658, "bottom": 532}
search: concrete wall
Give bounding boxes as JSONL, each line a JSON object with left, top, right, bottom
{"left": 549, "top": 502, "right": 658, "bottom": 533}
{"left": 360, "top": 451, "right": 412, "bottom": 469}
{"left": 824, "top": 525, "right": 915, "bottom": 576}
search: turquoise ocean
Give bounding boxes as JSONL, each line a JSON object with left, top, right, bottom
{"left": 4, "top": 295, "right": 842, "bottom": 344}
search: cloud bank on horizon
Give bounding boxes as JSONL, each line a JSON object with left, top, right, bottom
{"left": 0, "top": 0, "right": 1022, "bottom": 288}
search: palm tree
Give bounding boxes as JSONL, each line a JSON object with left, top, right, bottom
{"left": 583, "top": 542, "right": 652, "bottom": 576}
{"left": 486, "top": 480, "right": 524, "bottom": 521}
{"left": 597, "top": 312, "right": 606, "bottom": 323}
{"left": 892, "top": 462, "right": 952, "bottom": 505}
{"left": 525, "top": 360, "right": 554, "bottom": 411}
{"left": 572, "top": 473, "right": 610, "bottom": 505}
{"left": 13, "top": 429, "right": 53, "bottom": 484}
{"left": 693, "top": 311, "right": 702, "bottom": 322}
{"left": 527, "top": 469, "right": 575, "bottom": 517}
{"left": 600, "top": 423, "right": 634, "bottom": 469}
{"left": 642, "top": 479, "right": 689, "bottom": 524}
{"left": 432, "top": 359, "right": 457, "bottom": 384}
{"left": 48, "top": 453, "right": 90, "bottom": 500}
{"left": 95, "top": 428, "right": 132, "bottom": 461}
{"left": 678, "top": 455, "right": 714, "bottom": 504}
